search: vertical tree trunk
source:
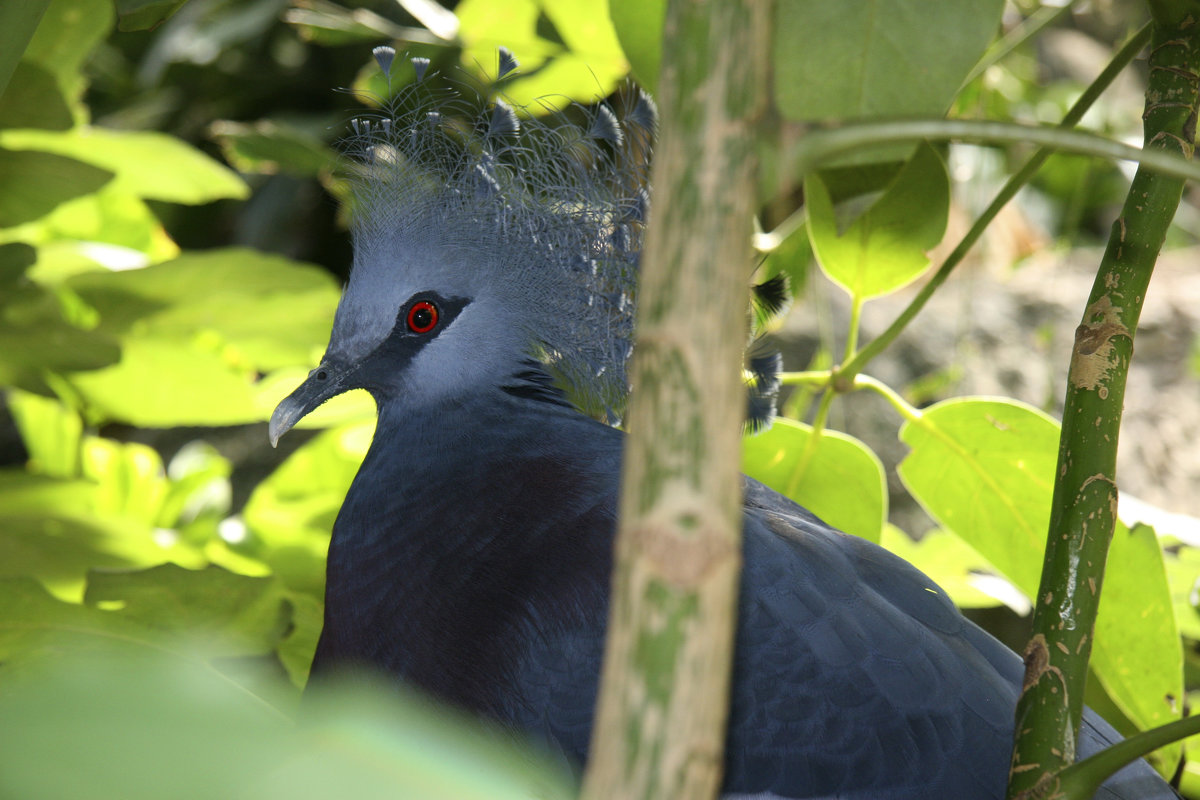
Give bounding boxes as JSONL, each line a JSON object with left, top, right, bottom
{"left": 580, "top": 0, "right": 772, "bottom": 798}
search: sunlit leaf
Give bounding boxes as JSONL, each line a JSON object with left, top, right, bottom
{"left": 1, "top": 128, "right": 248, "bottom": 204}
{"left": 898, "top": 397, "right": 1182, "bottom": 745}
{"left": 807, "top": 141, "right": 949, "bottom": 301}
{"left": 1089, "top": 523, "right": 1182, "bottom": 773}
{"left": 743, "top": 418, "right": 885, "bottom": 542}
{"left": 456, "top": 0, "right": 628, "bottom": 107}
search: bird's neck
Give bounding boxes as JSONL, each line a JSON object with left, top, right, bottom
{"left": 313, "top": 384, "right": 620, "bottom": 712}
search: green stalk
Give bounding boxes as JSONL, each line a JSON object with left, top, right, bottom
{"left": 1006, "top": 13, "right": 1200, "bottom": 798}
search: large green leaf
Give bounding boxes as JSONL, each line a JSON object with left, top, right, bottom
{"left": 1089, "top": 522, "right": 1183, "bottom": 773}
{"left": 898, "top": 397, "right": 1183, "bottom": 743}
{"left": 0, "top": 61, "right": 72, "bottom": 130}
{"left": 743, "top": 418, "right": 885, "bottom": 542}
{"left": 0, "top": 148, "right": 113, "bottom": 227}
{"left": 83, "top": 564, "right": 294, "bottom": 658}
{"left": 0, "top": 258, "right": 121, "bottom": 390}
{"left": 806, "top": 141, "right": 949, "bottom": 301}
{"left": 0, "top": 638, "right": 575, "bottom": 800}
{"left": 20, "top": 0, "right": 114, "bottom": 100}
{"left": 67, "top": 248, "right": 339, "bottom": 369}
{"left": 6, "top": 389, "right": 83, "bottom": 478}
{"left": 1, "top": 128, "right": 248, "bottom": 204}
{"left": 210, "top": 119, "right": 339, "bottom": 177}
{"left": 774, "top": 0, "right": 1004, "bottom": 122}
{"left": 115, "top": 0, "right": 189, "bottom": 31}
{"left": 898, "top": 397, "right": 1056, "bottom": 593}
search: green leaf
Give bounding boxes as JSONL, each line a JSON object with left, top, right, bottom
{"left": 66, "top": 337, "right": 263, "bottom": 426}
{"left": 806, "top": 141, "right": 949, "bottom": 301}
{"left": 0, "top": 473, "right": 200, "bottom": 601}
{"left": 898, "top": 397, "right": 1183, "bottom": 745}
{"left": 0, "top": 643, "right": 575, "bottom": 800}
{"left": 243, "top": 421, "right": 372, "bottom": 595}
{"left": 83, "top": 564, "right": 293, "bottom": 657}
{"left": 0, "top": 148, "right": 113, "bottom": 227}
{"left": 0, "top": 264, "right": 121, "bottom": 391}
{"left": 743, "top": 418, "right": 885, "bottom": 542}
{"left": 8, "top": 185, "right": 177, "bottom": 261}
{"left": 20, "top": 0, "right": 114, "bottom": 100}
{"left": 210, "top": 119, "right": 339, "bottom": 177}
{"left": 0, "top": 61, "right": 72, "bottom": 130}
{"left": 609, "top": 0, "right": 665, "bottom": 92}
{"left": 1165, "top": 544, "right": 1200, "bottom": 641}
{"left": 1089, "top": 523, "right": 1183, "bottom": 773}
{"left": 0, "top": 1, "right": 52, "bottom": 101}
{"left": 0, "top": 128, "right": 248, "bottom": 204}
{"left": 66, "top": 248, "right": 339, "bottom": 371}
{"left": 898, "top": 397, "right": 1058, "bottom": 593}
{"left": 115, "top": 0, "right": 189, "bottom": 31}
{"left": 455, "top": 0, "right": 628, "bottom": 107}
{"left": 6, "top": 389, "right": 82, "bottom": 477}
{"left": 774, "top": 0, "right": 1004, "bottom": 121}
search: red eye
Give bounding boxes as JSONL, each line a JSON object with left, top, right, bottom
{"left": 406, "top": 300, "right": 439, "bottom": 333}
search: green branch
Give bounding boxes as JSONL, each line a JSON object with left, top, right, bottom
{"left": 1006, "top": 15, "right": 1200, "bottom": 798}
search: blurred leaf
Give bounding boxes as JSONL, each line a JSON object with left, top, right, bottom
{"left": 84, "top": 564, "right": 293, "bottom": 657}
{"left": 81, "top": 436, "right": 169, "bottom": 523}
{"left": 807, "top": 141, "right": 949, "bottom": 301}
{"left": 0, "top": 473, "right": 200, "bottom": 601}
{"left": 1, "top": 127, "right": 248, "bottom": 204}
{"left": 775, "top": 0, "right": 1003, "bottom": 121}
{"left": 0, "top": 0, "right": 51, "bottom": 101}
{"left": 7, "top": 185, "right": 178, "bottom": 261}
{"left": 1089, "top": 522, "right": 1183, "bottom": 772}
{"left": 67, "top": 248, "right": 339, "bottom": 371}
{"left": 0, "top": 61, "right": 72, "bottom": 130}
{"left": 456, "top": 0, "right": 628, "bottom": 107}
{"left": 609, "top": 0, "right": 664, "bottom": 92}
{"left": 0, "top": 148, "right": 113, "bottom": 227}
{"left": 742, "top": 417, "right": 885, "bottom": 542}
{"left": 7, "top": 389, "right": 82, "bottom": 477}
{"left": 115, "top": 0, "right": 190, "bottom": 31}
{"left": 244, "top": 421, "right": 371, "bottom": 594}
{"left": 0, "top": 646, "right": 576, "bottom": 800}
{"left": 285, "top": 0, "right": 411, "bottom": 45}
{"left": 21, "top": 0, "right": 114, "bottom": 100}
{"left": 210, "top": 119, "right": 339, "bottom": 177}
{"left": 0, "top": 268, "right": 121, "bottom": 391}
{"left": 67, "top": 337, "right": 263, "bottom": 426}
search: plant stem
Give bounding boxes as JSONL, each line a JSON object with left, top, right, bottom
{"left": 1006, "top": 13, "right": 1200, "bottom": 798}
{"left": 581, "top": 0, "right": 772, "bottom": 796}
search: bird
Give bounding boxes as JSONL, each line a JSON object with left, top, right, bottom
{"left": 269, "top": 46, "right": 1176, "bottom": 799}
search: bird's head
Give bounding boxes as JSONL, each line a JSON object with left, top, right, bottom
{"left": 269, "top": 47, "right": 655, "bottom": 446}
